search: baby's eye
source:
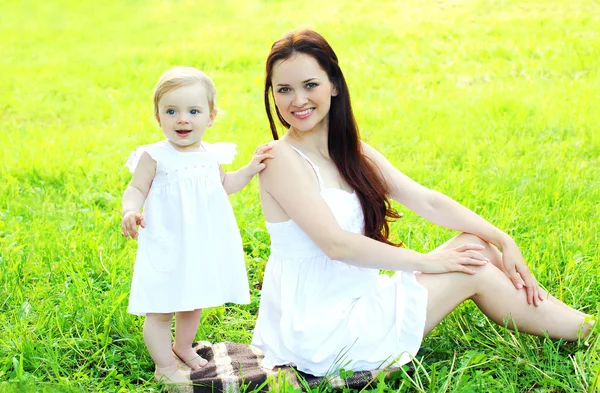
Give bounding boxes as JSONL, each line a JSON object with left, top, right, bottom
{"left": 306, "top": 82, "right": 318, "bottom": 89}
{"left": 166, "top": 109, "right": 176, "bottom": 115}
{"left": 190, "top": 109, "right": 200, "bottom": 115}
{"left": 277, "top": 87, "right": 291, "bottom": 93}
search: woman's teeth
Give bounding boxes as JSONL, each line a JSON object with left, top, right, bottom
{"left": 294, "top": 108, "right": 313, "bottom": 116}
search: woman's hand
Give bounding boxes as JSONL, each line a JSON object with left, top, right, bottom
{"left": 422, "top": 243, "right": 489, "bottom": 274}
{"left": 122, "top": 210, "right": 145, "bottom": 239}
{"left": 500, "top": 239, "right": 544, "bottom": 306}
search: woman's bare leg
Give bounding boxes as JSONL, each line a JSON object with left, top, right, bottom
{"left": 416, "top": 233, "right": 593, "bottom": 340}
{"left": 444, "top": 235, "right": 589, "bottom": 318}
{"left": 544, "top": 294, "right": 588, "bottom": 318}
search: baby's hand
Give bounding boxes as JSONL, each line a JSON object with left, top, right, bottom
{"left": 122, "top": 211, "right": 145, "bottom": 239}
{"left": 246, "top": 143, "right": 274, "bottom": 175}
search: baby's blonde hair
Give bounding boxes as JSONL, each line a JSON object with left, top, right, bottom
{"left": 153, "top": 66, "right": 217, "bottom": 120}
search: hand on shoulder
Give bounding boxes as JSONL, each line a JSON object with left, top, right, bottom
{"left": 242, "top": 142, "right": 274, "bottom": 177}
{"left": 259, "top": 140, "right": 304, "bottom": 181}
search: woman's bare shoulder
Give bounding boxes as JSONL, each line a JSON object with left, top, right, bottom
{"left": 360, "top": 140, "right": 382, "bottom": 159}
{"left": 260, "top": 139, "right": 317, "bottom": 193}
{"left": 266, "top": 139, "right": 295, "bottom": 157}
{"left": 261, "top": 140, "right": 301, "bottom": 171}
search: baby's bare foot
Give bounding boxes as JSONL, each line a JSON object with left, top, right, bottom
{"left": 172, "top": 344, "right": 208, "bottom": 370}
{"left": 155, "top": 363, "right": 190, "bottom": 384}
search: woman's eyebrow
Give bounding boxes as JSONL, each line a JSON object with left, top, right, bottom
{"left": 276, "top": 78, "right": 319, "bottom": 87}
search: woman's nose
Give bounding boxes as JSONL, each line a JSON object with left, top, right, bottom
{"left": 292, "top": 92, "right": 308, "bottom": 107}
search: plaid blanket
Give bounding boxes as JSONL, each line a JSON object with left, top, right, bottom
{"left": 166, "top": 341, "right": 412, "bottom": 393}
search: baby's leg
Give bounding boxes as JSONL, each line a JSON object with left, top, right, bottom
{"left": 173, "top": 309, "right": 208, "bottom": 369}
{"left": 144, "top": 313, "right": 189, "bottom": 383}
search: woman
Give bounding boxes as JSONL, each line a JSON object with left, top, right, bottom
{"left": 251, "top": 29, "right": 594, "bottom": 377}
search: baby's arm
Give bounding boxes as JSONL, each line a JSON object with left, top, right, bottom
{"left": 221, "top": 143, "right": 273, "bottom": 194}
{"left": 121, "top": 152, "right": 157, "bottom": 239}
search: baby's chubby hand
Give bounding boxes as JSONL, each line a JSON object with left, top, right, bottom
{"left": 245, "top": 143, "right": 274, "bottom": 176}
{"left": 122, "top": 211, "right": 146, "bottom": 239}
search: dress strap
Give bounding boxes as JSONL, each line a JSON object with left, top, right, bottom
{"left": 289, "top": 145, "right": 326, "bottom": 190}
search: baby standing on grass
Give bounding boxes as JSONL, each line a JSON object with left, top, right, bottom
{"left": 121, "top": 66, "right": 272, "bottom": 383}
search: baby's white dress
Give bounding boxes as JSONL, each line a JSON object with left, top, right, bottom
{"left": 252, "top": 146, "right": 428, "bottom": 376}
{"left": 126, "top": 140, "right": 250, "bottom": 316}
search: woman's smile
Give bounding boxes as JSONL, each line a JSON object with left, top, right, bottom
{"left": 271, "top": 53, "right": 338, "bottom": 133}
{"left": 292, "top": 108, "right": 315, "bottom": 119}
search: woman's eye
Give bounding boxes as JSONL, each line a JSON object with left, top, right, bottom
{"left": 190, "top": 109, "right": 199, "bottom": 115}
{"left": 166, "top": 109, "right": 176, "bottom": 115}
{"left": 306, "top": 82, "right": 318, "bottom": 89}
{"left": 277, "top": 87, "right": 290, "bottom": 93}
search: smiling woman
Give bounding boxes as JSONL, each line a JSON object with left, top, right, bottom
{"left": 270, "top": 55, "right": 337, "bottom": 133}
{"left": 251, "top": 29, "right": 595, "bottom": 377}
{"left": 1, "top": 0, "right": 599, "bottom": 391}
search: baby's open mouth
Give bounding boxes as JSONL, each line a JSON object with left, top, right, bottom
{"left": 176, "top": 130, "right": 191, "bottom": 136}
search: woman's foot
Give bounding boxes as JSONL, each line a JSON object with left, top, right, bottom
{"left": 581, "top": 316, "right": 596, "bottom": 342}
{"left": 172, "top": 343, "right": 208, "bottom": 370}
{"left": 154, "top": 363, "right": 190, "bottom": 384}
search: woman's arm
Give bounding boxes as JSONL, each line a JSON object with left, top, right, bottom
{"left": 361, "top": 142, "right": 542, "bottom": 304}
{"left": 260, "top": 141, "right": 488, "bottom": 274}
{"left": 362, "top": 142, "right": 510, "bottom": 245}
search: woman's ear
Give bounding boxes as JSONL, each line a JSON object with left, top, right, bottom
{"left": 331, "top": 85, "right": 339, "bottom": 97}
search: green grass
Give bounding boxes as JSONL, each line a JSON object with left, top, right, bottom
{"left": 1, "top": 0, "right": 599, "bottom": 391}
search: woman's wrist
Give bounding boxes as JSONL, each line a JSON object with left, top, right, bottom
{"left": 497, "top": 232, "right": 516, "bottom": 251}
{"left": 402, "top": 249, "right": 428, "bottom": 272}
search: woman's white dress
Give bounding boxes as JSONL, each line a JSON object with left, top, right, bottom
{"left": 252, "top": 146, "right": 428, "bottom": 376}
{"left": 126, "top": 140, "right": 250, "bottom": 316}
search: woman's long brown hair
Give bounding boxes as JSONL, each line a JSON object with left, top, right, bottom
{"left": 264, "top": 29, "right": 402, "bottom": 246}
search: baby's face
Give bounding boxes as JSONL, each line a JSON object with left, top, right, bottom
{"left": 157, "top": 83, "right": 215, "bottom": 151}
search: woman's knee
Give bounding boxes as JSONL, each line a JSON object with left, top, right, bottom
{"left": 419, "top": 263, "right": 500, "bottom": 299}
{"left": 468, "top": 262, "right": 504, "bottom": 293}
{"left": 455, "top": 233, "right": 503, "bottom": 267}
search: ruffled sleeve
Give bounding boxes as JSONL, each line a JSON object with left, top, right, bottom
{"left": 125, "top": 145, "right": 153, "bottom": 173}
{"left": 204, "top": 142, "right": 237, "bottom": 165}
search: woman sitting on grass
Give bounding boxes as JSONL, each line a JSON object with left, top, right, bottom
{"left": 251, "top": 29, "right": 595, "bottom": 377}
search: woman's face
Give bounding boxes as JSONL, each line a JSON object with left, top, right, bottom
{"left": 271, "top": 53, "right": 338, "bottom": 134}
